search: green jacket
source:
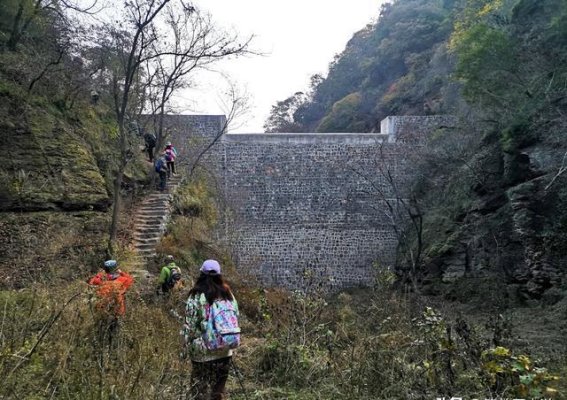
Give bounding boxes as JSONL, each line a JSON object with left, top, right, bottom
{"left": 158, "top": 262, "right": 178, "bottom": 285}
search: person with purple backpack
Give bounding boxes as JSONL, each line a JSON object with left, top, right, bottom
{"left": 182, "top": 260, "right": 241, "bottom": 400}
{"left": 164, "top": 141, "right": 178, "bottom": 177}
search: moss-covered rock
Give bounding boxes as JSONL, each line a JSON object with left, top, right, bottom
{"left": 0, "top": 85, "right": 111, "bottom": 211}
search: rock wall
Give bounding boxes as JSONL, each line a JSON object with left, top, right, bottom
{"left": 166, "top": 115, "right": 452, "bottom": 288}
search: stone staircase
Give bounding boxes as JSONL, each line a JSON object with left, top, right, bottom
{"left": 132, "top": 174, "right": 182, "bottom": 267}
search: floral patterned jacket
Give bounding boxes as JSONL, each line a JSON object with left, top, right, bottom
{"left": 182, "top": 292, "right": 238, "bottom": 362}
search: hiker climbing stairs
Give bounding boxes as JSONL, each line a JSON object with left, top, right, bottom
{"left": 132, "top": 174, "right": 183, "bottom": 262}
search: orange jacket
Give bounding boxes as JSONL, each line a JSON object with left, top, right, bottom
{"left": 88, "top": 271, "right": 134, "bottom": 316}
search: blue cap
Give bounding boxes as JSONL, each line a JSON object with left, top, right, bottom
{"left": 104, "top": 260, "right": 118, "bottom": 271}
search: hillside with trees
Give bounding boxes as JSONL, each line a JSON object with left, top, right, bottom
{"left": 0, "top": 0, "right": 565, "bottom": 398}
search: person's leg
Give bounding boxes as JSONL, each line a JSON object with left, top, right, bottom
{"left": 210, "top": 357, "right": 231, "bottom": 400}
{"left": 189, "top": 361, "right": 210, "bottom": 400}
{"left": 148, "top": 146, "right": 154, "bottom": 162}
{"left": 166, "top": 161, "right": 173, "bottom": 177}
{"left": 107, "top": 316, "right": 121, "bottom": 351}
{"left": 159, "top": 172, "right": 166, "bottom": 191}
{"left": 171, "top": 161, "right": 176, "bottom": 175}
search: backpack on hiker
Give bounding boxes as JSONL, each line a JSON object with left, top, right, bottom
{"left": 165, "top": 266, "right": 181, "bottom": 290}
{"left": 198, "top": 299, "right": 241, "bottom": 352}
{"left": 154, "top": 158, "right": 164, "bottom": 173}
{"left": 165, "top": 148, "right": 174, "bottom": 162}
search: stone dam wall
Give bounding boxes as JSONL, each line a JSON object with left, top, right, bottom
{"left": 164, "top": 115, "right": 455, "bottom": 289}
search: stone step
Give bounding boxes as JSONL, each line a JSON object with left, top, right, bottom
{"left": 134, "top": 243, "right": 158, "bottom": 251}
{"left": 138, "top": 211, "right": 166, "bottom": 216}
{"left": 146, "top": 194, "right": 173, "bottom": 200}
{"left": 132, "top": 174, "right": 182, "bottom": 260}
{"left": 139, "top": 207, "right": 168, "bottom": 212}
{"left": 134, "top": 227, "right": 163, "bottom": 234}
{"left": 133, "top": 237, "right": 161, "bottom": 245}
{"left": 139, "top": 202, "right": 169, "bottom": 208}
{"left": 137, "top": 227, "right": 162, "bottom": 233}
{"left": 135, "top": 215, "right": 166, "bottom": 221}
{"left": 134, "top": 236, "right": 161, "bottom": 243}
{"left": 137, "top": 210, "right": 168, "bottom": 217}
{"left": 138, "top": 204, "right": 169, "bottom": 209}
{"left": 134, "top": 227, "right": 163, "bottom": 235}
{"left": 139, "top": 202, "right": 169, "bottom": 209}
{"left": 134, "top": 224, "right": 164, "bottom": 230}
{"left": 136, "top": 211, "right": 168, "bottom": 217}
{"left": 135, "top": 221, "right": 164, "bottom": 227}
{"left": 134, "top": 215, "right": 167, "bottom": 225}
{"left": 140, "top": 197, "right": 171, "bottom": 205}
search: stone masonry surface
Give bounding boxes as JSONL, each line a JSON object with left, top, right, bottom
{"left": 161, "top": 115, "right": 453, "bottom": 289}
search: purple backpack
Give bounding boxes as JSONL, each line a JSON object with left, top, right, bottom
{"left": 165, "top": 148, "right": 174, "bottom": 161}
{"left": 201, "top": 299, "right": 241, "bottom": 351}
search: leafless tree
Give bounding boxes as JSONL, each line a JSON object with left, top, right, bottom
{"left": 100, "top": 0, "right": 254, "bottom": 255}
{"left": 347, "top": 137, "right": 424, "bottom": 292}
{"left": 104, "top": 0, "right": 173, "bottom": 255}
{"left": 189, "top": 77, "right": 251, "bottom": 177}
{"left": 141, "top": 3, "right": 254, "bottom": 154}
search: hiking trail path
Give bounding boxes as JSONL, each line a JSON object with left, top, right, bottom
{"left": 130, "top": 174, "right": 182, "bottom": 279}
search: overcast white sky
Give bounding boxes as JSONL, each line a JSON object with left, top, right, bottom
{"left": 178, "top": 0, "right": 386, "bottom": 132}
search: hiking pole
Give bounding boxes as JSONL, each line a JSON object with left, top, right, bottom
{"left": 230, "top": 359, "right": 249, "bottom": 400}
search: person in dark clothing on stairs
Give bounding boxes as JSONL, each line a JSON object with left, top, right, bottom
{"left": 155, "top": 153, "right": 168, "bottom": 192}
{"left": 144, "top": 132, "right": 157, "bottom": 162}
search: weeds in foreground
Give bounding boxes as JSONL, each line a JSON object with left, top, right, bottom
{"left": 0, "top": 275, "right": 563, "bottom": 399}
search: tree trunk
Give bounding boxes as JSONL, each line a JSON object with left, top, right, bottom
{"left": 107, "top": 118, "right": 128, "bottom": 256}
{"left": 7, "top": 2, "right": 25, "bottom": 51}
{"left": 107, "top": 167, "right": 124, "bottom": 257}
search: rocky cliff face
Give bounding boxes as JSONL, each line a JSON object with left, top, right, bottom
{"left": 0, "top": 90, "right": 110, "bottom": 211}
{"left": 419, "top": 133, "right": 567, "bottom": 305}
{"left": 0, "top": 86, "right": 151, "bottom": 288}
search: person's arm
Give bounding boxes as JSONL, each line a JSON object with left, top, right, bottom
{"left": 88, "top": 273, "right": 104, "bottom": 286}
{"left": 117, "top": 271, "right": 134, "bottom": 290}
{"left": 182, "top": 295, "right": 203, "bottom": 344}
{"left": 157, "top": 267, "right": 169, "bottom": 285}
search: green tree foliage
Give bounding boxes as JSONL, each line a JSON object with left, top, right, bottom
{"left": 264, "top": 91, "right": 307, "bottom": 132}
{"left": 316, "top": 92, "right": 364, "bottom": 132}
{"left": 266, "top": 0, "right": 457, "bottom": 133}
{"left": 451, "top": 0, "right": 567, "bottom": 127}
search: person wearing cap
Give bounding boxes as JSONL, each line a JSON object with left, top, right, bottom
{"left": 88, "top": 260, "right": 134, "bottom": 346}
{"left": 88, "top": 260, "right": 134, "bottom": 317}
{"left": 182, "top": 260, "right": 239, "bottom": 400}
{"left": 164, "top": 141, "right": 178, "bottom": 177}
{"left": 156, "top": 255, "right": 182, "bottom": 295}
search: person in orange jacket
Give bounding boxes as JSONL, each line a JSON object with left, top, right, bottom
{"left": 88, "top": 260, "right": 134, "bottom": 346}
{"left": 88, "top": 260, "right": 134, "bottom": 316}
